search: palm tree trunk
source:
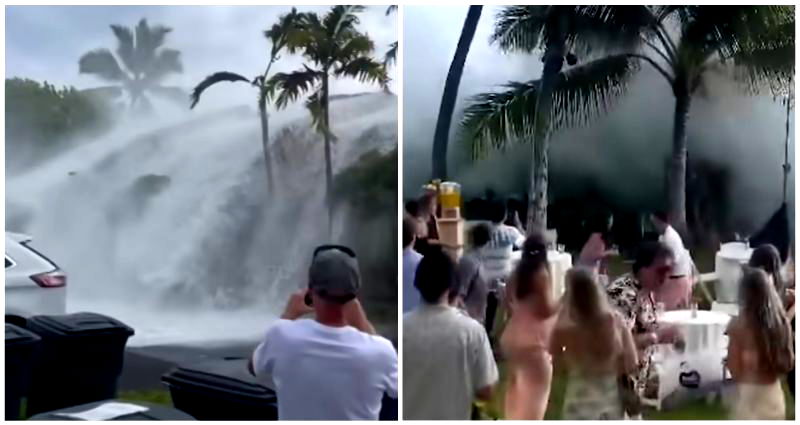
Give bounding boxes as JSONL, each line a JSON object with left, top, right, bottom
{"left": 258, "top": 92, "right": 275, "bottom": 194}
{"left": 322, "top": 73, "right": 334, "bottom": 236}
{"left": 783, "top": 96, "right": 791, "bottom": 203}
{"left": 525, "top": 40, "right": 565, "bottom": 234}
{"left": 668, "top": 87, "right": 691, "bottom": 237}
{"left": 431, "top": 5, "right": 482, "bottom": 180}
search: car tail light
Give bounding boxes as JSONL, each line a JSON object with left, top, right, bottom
{"left": 31, "top": 270, "right": 66, "bottom": 288}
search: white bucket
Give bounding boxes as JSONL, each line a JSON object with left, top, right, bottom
{"left": 714, "top": 242, "right": 753, "bottom": 303}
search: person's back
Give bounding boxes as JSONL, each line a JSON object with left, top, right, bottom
{"left": 455, "top": 223, "right": 492, "bottom": 324}
{"left": 483, "top": 202, "right": 525, "bottom": 281}
{"left": 501, "top": 234, "right": 559, "bottom": 420}
{"left": 251, "top": 246, "right": 397, "bottom": 420}
{"left": 256, "top": 319, "right": 396, "bottom": 420}
{"left": 403, "top": 248, "right": 498, "bottom": 420}
{"left": 550, "top": 268, "right": 637, "bottom": 420}
{"left": 403, "top": 306, "right": 495, "bottom": 419}
{"left": 728, "top": 267, "right": 794, "bottom": 420}
{"left": 553, "top": 312, "right": 629, "bottom": 376}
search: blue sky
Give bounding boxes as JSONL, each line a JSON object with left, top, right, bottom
{"left": 6, "top": 5, "right": 398, "bottom": 110}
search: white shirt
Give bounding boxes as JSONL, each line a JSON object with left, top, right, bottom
{"left": 252, "top": 319, "right": 398, "bottom": 420}
{"left": 403, "top": 246, "right": 423, "bottom": 312}
{"left": 403, "top": 304, "right": 499, "bottom": 420}
{"left": 660, "top": 225, "right": 692, "bottom": 276}
{"left": 482, "top": 223, "right": 526, "bottom": 281}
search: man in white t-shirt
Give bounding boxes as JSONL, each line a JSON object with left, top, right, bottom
{"left": 482, "top": 201, "right": 526, "bottom": 282}
{"left": 651, "top": 212, "right": 695, "bottom": 310}
{"left": 250, "top": 245, "right": 398, "bottom": 420}
{"left": 404, "top": 248, "right": 499, "bottom": 420}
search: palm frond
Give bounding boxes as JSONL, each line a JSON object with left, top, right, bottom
{"left": 651, "top": 5, "right": 684, "bottom": 23}
{"left": 144, "top": 48, "right": 183, "bottom": 83}
{"left": 265, "top": 66, "right": 322, "bottom": 109}
{"left": 305, "top": 88, "right": 336, "bottom": 141}
{"left": 461, "top": 54, "right": 639, "bottom": 159}
{"left": 148, "top": 85, "right": 188, "bottom": 105}
{"left": 135, "top": 19, "right": 172, "bottom": 71}
{"left": 682, "top": 6, "right": 793, "bottom": 59}
{"left": 337, "top": 32, "right": 375, "bottom": 62}
{"left": 727, "top": 31, "right": 794, "bottom": 98}
{"left": 79, "top": 49, "right": 128, "bottom": 82}
{"left": 569, "top": 6, "right": 656, "bottom": 56}
{"left": 461, "top": 82, "right": 535, "bottom": 159}
{"left": 491, "top": 6, "right": 548, "bottom": 53}
{"left": 324, "top": 5, "right": 366, "bottom": 39}
{"left": 285, "top": 12, "right": 324, "bottom": 57}
{"left": 551, "top": 54, "right": 640, "bottom": 130}
{"left": 110, "top": 24, "right": 136, "bottom": 74}
{"left": 384, "top": 41, "right": 398, "bottom": 66}
{"left": 386, "top": 5, "right": 397, "bottom": 16}
{"left": 264, "top": 7, "right": 301, "bottom": 59}
{"left": 190, "top": 71, "right": 251, "bottom": 108}
{"left": 334, "top": 57, "right": 388, "bottom": 89}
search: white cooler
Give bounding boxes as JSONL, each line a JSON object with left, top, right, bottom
{"left": 714, "top": 242, "right": 753, "bottom": 303}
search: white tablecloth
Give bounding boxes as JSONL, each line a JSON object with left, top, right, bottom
{"left": 510, "top": 250, "right": 572, "bottom": 298}
{"left": 658, "top": 310, "right": 731, "bottom": 354}
{"left": 655, "top": 310, "right": 732, "bottom": 406}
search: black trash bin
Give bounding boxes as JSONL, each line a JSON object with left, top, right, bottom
{"left": 162, "top": 358, "right": 277, "bottom": 420}
{"left": 25, "top": 312, "right": 134, "bottom": 416}
{"left": 6, "top": 324, "right": 41, "bottom": 420}
{"left": 27, "top": 399, "right": 195, "bottom": 420}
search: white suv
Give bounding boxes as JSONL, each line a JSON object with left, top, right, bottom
{"left": 5, "top": 232, "right": 66, "bottom": 319}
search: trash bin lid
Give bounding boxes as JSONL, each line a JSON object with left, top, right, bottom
{"left": 5, "top": 323, "right": 41, "bottom": 347}
{"left": 163, "top": 358, "right": 275, "bottom": 400}
{"left": 28, "top": 312, "right": 134, "bottom": 338}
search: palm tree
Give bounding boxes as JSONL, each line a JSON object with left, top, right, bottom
{"left": 266, "top": 5, "right": 389, "bottom": 234}
{"left": 462, "top": 6, "right": 793, "bottom": 234}
{"left": 461, "top": 6, "right": 644, "bottom": 232}
{"left": 190, "top": 8, "right": 300, "bottom": 194}
{"left": 79, "top": 18, "right": 185, "bottom": 112}
{"left": 384, "top": 5, "right": 398, "bottom": 66}
{"left": 431, "top": 6, "right": 483, "bottom": 181}
{"left": 637, "top": 6, "right": 793, "bottom": 235}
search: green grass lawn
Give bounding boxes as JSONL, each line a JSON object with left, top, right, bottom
{"left": 118, "top": 389, "right": 172, "bottom": 406}
{"left": 477, "top": 363, "right": 795, "bottom": 420}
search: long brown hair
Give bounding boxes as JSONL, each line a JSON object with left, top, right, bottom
{"left": 749, "top": 244, "right": 785, "bottom": 302}
{"left": 739, "top": 267, "right": 794, "bottom": 374}
{"left": 566, "top": 267, "right": 609, "bottom": 324}
{"left": 513, "top": 233, "right": 549, "bottom": 300}
{"left": 562, "top": 267, "right": 618, "bottom": 361}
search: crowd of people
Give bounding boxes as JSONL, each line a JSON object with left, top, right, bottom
{"left": 403, "top": 195, "right": 795, "bottom": 420}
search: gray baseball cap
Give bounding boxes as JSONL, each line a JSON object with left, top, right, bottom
{"left": 308, "top": 247, "right": 361, "bottom": 300}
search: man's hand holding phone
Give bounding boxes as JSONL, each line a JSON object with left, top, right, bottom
{"left": 282, "top": 289, "right": 314, "bottom": 320}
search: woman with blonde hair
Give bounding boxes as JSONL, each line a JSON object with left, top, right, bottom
{"left": 550, "top": 267, "right": 638, "bottom": 419}
{"left": 727, "top": 267, "right": 794, "bottom": 420}
{"left": 500, "top": 233, "right": 559, "bottom": 420}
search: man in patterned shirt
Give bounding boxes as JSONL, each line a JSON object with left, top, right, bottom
{"left": 605, "top": 241, "right": 684, "bottom": 418}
